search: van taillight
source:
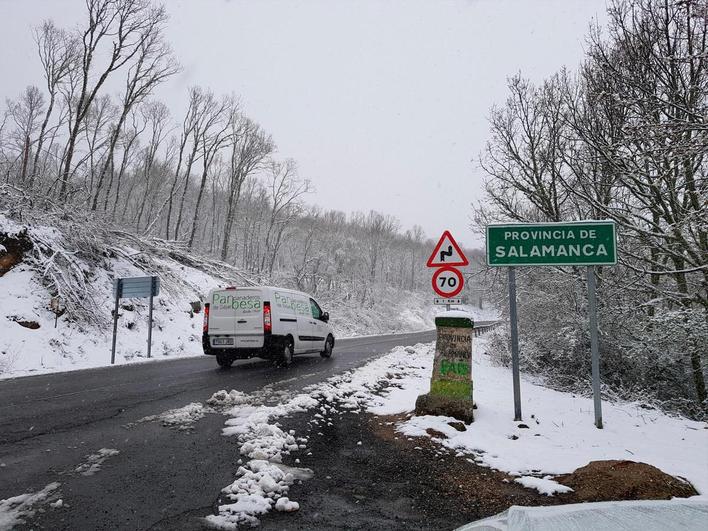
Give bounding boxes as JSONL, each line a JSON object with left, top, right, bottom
{"left": 263, "top": 302, "right": 272, "bottom": 334}
{"left": 203, "top": 303, "right": 210, "bottom": 332}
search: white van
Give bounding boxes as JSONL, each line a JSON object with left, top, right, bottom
{"left": 202, "top": 286, "right": 335, "bottom": 368}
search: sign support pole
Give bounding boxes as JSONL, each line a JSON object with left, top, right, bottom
{"left": 587, "top": 266, "right": 603, "bottom": 429}
{"left": 147, "top": 276, "right": 155, "bottom": 359}
{"left": 111, "top": 279, "right": 122, "bottom": 365}
{"left": 508, "top": 267, "right": 522, "bottom": 421}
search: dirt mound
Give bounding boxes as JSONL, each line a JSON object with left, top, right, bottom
{"left": 556, "top": 460, "right": 697, "bottom": 502}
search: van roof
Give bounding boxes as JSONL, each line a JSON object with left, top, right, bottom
{"left": 210, "top": 286, "right": 309, "bottom": 297}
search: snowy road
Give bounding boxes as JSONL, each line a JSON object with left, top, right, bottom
{"left": 0, "top": 329, "right": 436, "bottom": 530}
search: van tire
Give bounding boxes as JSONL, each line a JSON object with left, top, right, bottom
{"left": 320, "top": 335, "right": 334, "bottom": 358}
{"left": 216, "top": 354, "right": 233, "bottom": 369}
{"left": 278, "top": 338, "right": 294, "bottom": 367}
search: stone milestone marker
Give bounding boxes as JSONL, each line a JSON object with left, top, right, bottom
{"left": 415, "top": 312, "right": 474, "bottom": 424}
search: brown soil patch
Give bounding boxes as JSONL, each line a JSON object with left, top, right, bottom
{"left": 372, "top": 415, "right": 698, "bottom": 514}
{"left": 556, "top": 460, "right": 698, "bottom": 502}
{"left": 0, "top": 231, "right": 32, "bottom": 277}
{"left": 8, "top": 317, "right": 41, "bottom": 330}
{"left": 371, "top": 414, "right": 569, "bottom": 517}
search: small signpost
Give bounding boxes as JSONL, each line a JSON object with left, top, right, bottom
{"left": 428, "top": 231, "right": 469, "bottom": 310}
{"left": 486, "top": 221, "right": 617, "bottom": 428}
{"left": 111, "top": 276, "right": 160, "bottom": 365}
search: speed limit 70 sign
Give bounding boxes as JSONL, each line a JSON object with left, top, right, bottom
{"left": 431, "top": 266, "right": 464, "bottom": 297}
{"left": 428, "top": 231, "right": 468, "bottom": 299}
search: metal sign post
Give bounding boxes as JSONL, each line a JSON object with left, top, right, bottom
{"left": 508, "top": 267, "right": 522, "bottom": 421}
{"left": 146, "top": 276, "right": 157, "bottom": 359}
{"left": 486, "top": 221, "right": 616, "bottom": 428}
{"left": 111, "top": 276, "right": 160, "bottom": 365}
{"left": 587, "top": 266, "right": 603, "bottom": 428}
{"left": 111, "top": 279, "right": 122, "bottom": 365}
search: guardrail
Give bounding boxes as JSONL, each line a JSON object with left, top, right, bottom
{"left": 472, "top": 320, "right": 503, "bottom": 337}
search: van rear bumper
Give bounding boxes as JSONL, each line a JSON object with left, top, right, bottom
{"left": 202, "top": 333, "right": 284, "bottom": 359}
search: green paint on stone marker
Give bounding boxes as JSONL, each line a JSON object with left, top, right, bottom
{"left": 430, "top": 379, "right": 471, "bottom": 399}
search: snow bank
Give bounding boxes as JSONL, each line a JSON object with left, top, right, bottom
{"left": 0, "top": 482, "right": 61, "bottom": 529}
{"left": 391, "top": 337, "right": 707, "bottom": 496}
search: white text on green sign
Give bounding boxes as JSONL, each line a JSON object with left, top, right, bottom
{"left": 486, "top": 221, "right": 617, "bottom": 266}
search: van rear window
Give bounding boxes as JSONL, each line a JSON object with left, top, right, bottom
{"left": 211, "top": 292, "right": 262, "bottom": 314}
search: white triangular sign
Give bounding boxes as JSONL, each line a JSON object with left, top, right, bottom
{"left": 427, "top": 230, "right": 469, "bottom": 267}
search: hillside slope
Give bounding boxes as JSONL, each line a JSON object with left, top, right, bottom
{"left": 0, "top": 212, "right": 495, "bottom": 378}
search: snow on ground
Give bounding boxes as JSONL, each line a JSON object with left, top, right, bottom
{"left": 74, "top": 448, "right": 120, "bottom": 476}
{"left": 0, "top": 220, "right": 222, "bottom": 377}
{"left": 0, "top": 482, "right": 61, "bottom": 530}
{"left": 341, "top": 338, "right": 707, "bottom": 497}
{"left": 513, "top": 476, "right": 574, "bottom": 496}
{"left": 132, "top": 403, "right": 212, "bottom": 430}
{"left": 392, "top": 338, "right": 708, "bottom": 496}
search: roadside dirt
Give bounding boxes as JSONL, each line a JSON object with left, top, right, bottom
{"left": 555, "top": 459, "right": 698, "bottom": 502}
{"left": 260, "top": 409, "right": 698, "bottom": 530}
{"left": 260, "top": 410, "right": 567, "bottom": 530}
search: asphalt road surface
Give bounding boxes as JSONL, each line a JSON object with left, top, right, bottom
{"left": 0, "top": 329, "right": 437, "bottom": 530}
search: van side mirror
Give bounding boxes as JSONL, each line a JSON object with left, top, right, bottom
{"left": 321, "top": 312, "right": 329, "bottom": 323}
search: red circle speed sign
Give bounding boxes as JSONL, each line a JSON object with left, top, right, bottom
{"left": 431, "top": 266, "right": 464, "bottom": 298}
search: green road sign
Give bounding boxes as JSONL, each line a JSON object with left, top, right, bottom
{"left": 486, "top": 221, "right": 617, "bottom": 267}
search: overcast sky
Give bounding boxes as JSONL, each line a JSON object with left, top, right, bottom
{"left": 0, "top": 0, "right": 607, "bottom": 247}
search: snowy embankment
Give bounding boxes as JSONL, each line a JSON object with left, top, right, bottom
{"left": 374, "top": 339, "right": 707, "bottom": 497}
{"left": 0, "top": 212, "right": 445, "bottom": 379}
{"left": 192, "top": 338, "right": 705, "bottom": 527}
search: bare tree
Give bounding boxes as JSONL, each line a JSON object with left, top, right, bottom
{"left": 6, "top": 86, "right": 45, "bottom": 184}
{"left": 187, "top": 94, "right": 233, "bottom": 248}
{"left": 220, "top": 114, "right": 274, "bottom": 261}
{"left": 58, "top": 0, "right": 170, "bottom": 202}
{"left": 133, "top": 100, "right": 170, "bottom": 230}
{"left": 166, "top": 87, "right": 207, "bottom": 239}
{"left": 261, "top": 158, "right": 310, "bottom": 274}
{"left": 90, "top": 20, "right": 178, "bottom": 210}
{"left": 30, "top": 21, "right": 78, "bottom": 189}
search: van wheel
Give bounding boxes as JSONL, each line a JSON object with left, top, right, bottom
{"left": 278, "top": 339, "right": 294, "bottom": 367}
{"left": 216, "top": 354, "right": 233, "bottom": 369}
{"left": 320, "top": 336, "right": 334, "bottom": 358}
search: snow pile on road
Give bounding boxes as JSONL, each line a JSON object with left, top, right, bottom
{"left": 0, "top": 482, "right": 61, "bottom": 529}
{"left": 134, "top": 402, "right": 211, "bottom": 430}
{"left": 206, "top": 460, "right": 304, "bottom": 528}
{"left": 74, "top": 448, "right": 120, "bottom": 476}
{"left": 206, "top": 343, "right": 435, "bottom": 528}
{"left": 205, "top": 388, "right": 318, "bottom": 528}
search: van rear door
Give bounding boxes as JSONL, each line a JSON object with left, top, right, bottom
{"left": 208, "top": 289, "right": 264, "bottom": 348}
